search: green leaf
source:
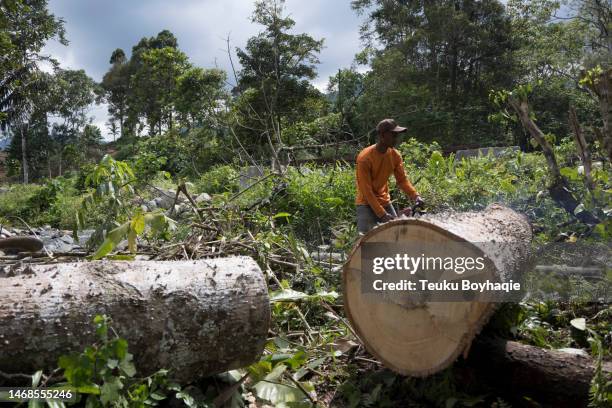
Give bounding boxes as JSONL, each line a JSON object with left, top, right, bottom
{"left": 92, "top": 238, "right": 115, "bottom": 260}
{"left": 131, "top": 213, "right": 145, "bottom": 235}
{"left": 253, "top": 381, "right": 309, "bottom": 406}
{"left": 119, "top": 358, "right": 136, "bottom": 378}
{"left": 92, "top": 222, "right": 130, "bottom": 260}
{"left": 113, "top": 339, "right": 128, "bottom": 360}
{"left": 270, "top": 289, "right": 338, "bottom": 302}
{"left": 76, "top": 385, "right": 100, "bottom": 395}
{"left": 571, "top": 317, "right": 586, "bottom": 331}
{"left": 247, "top": 360, "right": 273, "bottom": 383}
{"left": 270, "top": 289, "right": 310, "bottom": 302}
{"left": 127, "top": 228, "right": 137, "bottom": 253}
{"left": 175, "top": 391, "right": 198, "bottom": 408}
{"left": 46, "top": 401, "right": 66, "bottom": 408}
{"left": 27, "top": 400, "right": 43, "bottom": 408}
{"left": 32, "top": 370, "right": 43, "bottom": 387}
{"left": 573, "top": 203, "right": 586, "bottom": 216}
{"left": 273, "top": 212, "right": 291, "bottom": 219}
{"left": 100, "top": 377, "right": 122, "bottom": 405}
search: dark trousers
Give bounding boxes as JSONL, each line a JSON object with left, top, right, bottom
{"left": 356, "top": 204, "right": 397, "bottom": 235}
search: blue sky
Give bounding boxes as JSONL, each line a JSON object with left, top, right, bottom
{"left": 42, "top": 0, "right": 366, "bottom": 139}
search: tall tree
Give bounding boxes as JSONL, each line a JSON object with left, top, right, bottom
{"left": 100, "top": 48, "right": 130, "bottom": 139}
{"left": 235, "top": 0, "right": 324, "bottom": 162}
{"left": 174, "top": 67, "right": 227, "bottom": 130}
{"left": 351, "top": 0, "right": 517, "bottom": 146}
{"left": 0, "top": 0, "right": 66, "bottom": 183}
{"left": 132, "top": 47, "right": 189, "bottom": 135}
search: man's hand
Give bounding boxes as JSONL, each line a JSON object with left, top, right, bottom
{"left": 380, "top": 212, "right": 395, "bottom": 222}
{"left": 399, "top": 207, "right": 412, "bottom": 217}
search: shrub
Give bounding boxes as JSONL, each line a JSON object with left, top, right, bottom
{"left": 195, "top": 164, "right": 241, "bottom": 194}
{"left": 0, "top": 178, "right": 82, "bottom": 229}
{"left": 277, "top": 164, "right": 356, "bottom": 240}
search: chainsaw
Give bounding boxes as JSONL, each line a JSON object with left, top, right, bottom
{"left": 399, "top": 201, "right": 427, "bottom": 218}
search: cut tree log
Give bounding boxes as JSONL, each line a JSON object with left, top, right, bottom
{"left": 343, "top": 203, "right": 532, "bottom": 376}
{"left": 463, "top": 337, "right": 612, "bottom": 407}
{"left": 0, "top": 236, "right": 44, "bottom": 252}
{"left": 0, "top": 257, "right": 270, "bottom": 382}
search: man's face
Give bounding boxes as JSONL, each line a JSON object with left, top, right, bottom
{"left": 380, "top": 130, "right": 400, "bottom": 147}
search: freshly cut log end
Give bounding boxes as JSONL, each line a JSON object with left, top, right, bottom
{"left": 343, "top": 203, "right": 532, "bottom": 376}
{"left": 0, "top": 257, "right": 270, "bottom": 382}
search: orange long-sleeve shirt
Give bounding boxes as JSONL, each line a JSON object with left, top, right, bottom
{"left": 355, "top": 145, "right": 418, "bottom": 217}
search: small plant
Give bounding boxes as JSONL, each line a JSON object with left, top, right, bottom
{"left": 56, "top": 315, "right": 186, "bottom": 407}
{"left": 76, "top": 155, "right": 176, "bottom": 258}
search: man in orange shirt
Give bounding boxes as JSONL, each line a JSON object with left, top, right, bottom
{"left": 355, "top": 118, "right": 423, "bottom": 234}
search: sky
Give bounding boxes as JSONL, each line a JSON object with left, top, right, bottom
{"left": 41, "top": 0, "right": 366, "bottom": 140}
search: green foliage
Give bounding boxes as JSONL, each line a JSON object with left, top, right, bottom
{"left": 278, "top": 165, "right": 356, "bottom": 240}
{"left": 0, "top": 178, "right": 81, "bottom": 228}
{"left": 77, "top": 155, "right": 175, "bottom": 256}
{"left": 195, "top": 164, "right": 241, "bottom": 194}
{"left": 57, "top": 315, "right": 185, "bottom": 407}
{"left": 350, "top": 0, "right": 516, "bottom": 146}
{"left": 91, "top": 210, "right": 175, "bottom": 260}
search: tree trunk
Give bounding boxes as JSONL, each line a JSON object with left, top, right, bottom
{"left": 20, "top": 124, "right": 28, "bottom": 184}
{"left": 509, "top": 97, "right": 599, "bottom": 224}
{"left": 510, "top": 98, "right": 561, "bottom": 180}
{"left": 460, "top": 336, "right": 612, "bottom": 407}
{"left": 0, "top": 257, "right": 270, "bottom": 382}
{"left": 594, "top": 68, "right": 611, "bottom": 162}
{"left": 343, "top": 204, "right": 532, "bottom": 376}
{"left": 569, "top": 106, "right": 594, "bottom": 190}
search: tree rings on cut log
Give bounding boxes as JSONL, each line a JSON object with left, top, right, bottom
{"left": 0, "top": 257, "right": 270, "bottom": 382}
{"left": 343, "top": 204, "right": 532, "bottom": 376}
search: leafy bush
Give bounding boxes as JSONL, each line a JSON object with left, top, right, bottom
{"left": 0, "top": 178, "right": 82, "bottom": 229}
{"left": 55, "top": 315, "right": 195, "bottom": 407}
{"left": 277, "top": 165, "right": 356, "bottom": 240}
{"left": 0, "top": 184, "right": 46, "bottom": 221}
{"left": 195, "top": 164, "right": 241, "bottom": 194}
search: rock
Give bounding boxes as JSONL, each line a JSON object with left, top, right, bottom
{"left": 147, "top": 200, "right": 158, "bottom": 209}
{"left": 154, "top": 194, "right": 176, "bottom": 210}
{"left": 141, "top": 204, "right": 148, "bottom": 212}
{"left": 238, "top": 166, "right": 265, "bottom": 189}
{"left": 75, "top": 229, "right": 95, "bottom": 246}
{"left": 454, "top": 146, "right": 519, "bottom": 163}
{"left": 195, "top": 193, "right": 211, "bottom": 203}
{"left": 41, "top": 240, "right": 72, "bottom": 253}
{"left": 60, "top": 235, "right": 74, "bottom": 245}
{"left": 578, "top": 161, "right": 603, "bottom": 175}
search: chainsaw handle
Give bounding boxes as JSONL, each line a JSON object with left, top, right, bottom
{"left": 411, "top": 201, "right": 426, "bottom": 217}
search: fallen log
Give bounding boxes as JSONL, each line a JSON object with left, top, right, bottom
{"left": 343, "top": 203, "right": 533, "bottom": 376}
{"left": 0, "top": 257, "right": 270, "bottom": 382}
{"left": 462, "top": 337, "right": 612, "bottom": 407}
{"left": 0, "top": 236, "right": 44, "bottom": 252}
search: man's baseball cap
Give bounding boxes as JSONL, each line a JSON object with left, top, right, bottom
{"left": 376, "top": 118, "right": 407, "bottom": 134}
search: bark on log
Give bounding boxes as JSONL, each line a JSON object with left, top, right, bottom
{"left": 343, "top": 203, "right": 533, "bottom": 376}
{"left": 0, "top": 236, "right": 44, "bottom": 252}
{"left": 0, "top": 257, "right": 270, "bottom": 382}
{"left": 463, "top": 337, "right": 612, "bottom": 407}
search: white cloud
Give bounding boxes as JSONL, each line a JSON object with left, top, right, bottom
{"left": 43, "top": 0, "right": 364, "bottom": 141}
